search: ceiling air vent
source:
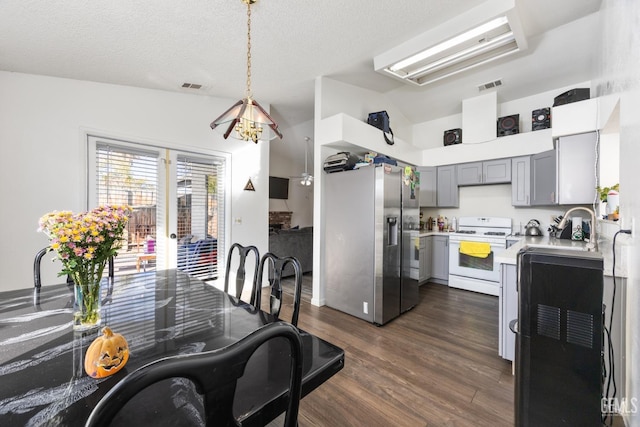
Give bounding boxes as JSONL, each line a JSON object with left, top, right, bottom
{"left": 181, "top": 83, "right": 202, "bottom": 89}
{"left": 478, "top": 79, "right": 503, "bottom": 91}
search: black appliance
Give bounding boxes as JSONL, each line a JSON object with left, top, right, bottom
{"left": 323, "top": 152, "right": 359, "bottom": 173}
{"left": 497, "top": 114, "right": 519, "bottom": 137}
{"left": 443, "top": 128, "right": 462, "bottom": 146}
{"left": 553, "top": 88, "right": 590, "bottom": 107}
{"left": 532, "top": 108, "right": 551, "bottom": 131}
{"left": 514, "top": 247, "right": 603, "bottom": 427}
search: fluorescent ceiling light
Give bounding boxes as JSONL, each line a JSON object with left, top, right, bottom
{"left": 390, "top": 16, "right": 509, "bottom": 72}
{"left": 375, "top": 6, "right": 527, "bottom": 87}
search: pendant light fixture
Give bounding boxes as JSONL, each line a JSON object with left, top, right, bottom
{"left": 300, "top": 136, "right": 313, "bottom": 186}
{"left": 210, "top": 0, "right": 282, "bottom": 143}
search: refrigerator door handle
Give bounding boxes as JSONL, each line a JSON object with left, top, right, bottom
{"left": 387, "top": 216, "right": 398, "bottom": 246}
{"left": 509, "top": 318, "right": 518, "bottom": 334}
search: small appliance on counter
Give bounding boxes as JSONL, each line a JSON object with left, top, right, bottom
{"left": 524, "top": 219, "right": 543, "bottom": 236}
{"left": 549, "top": 215, "right": 590, "bottom": 240}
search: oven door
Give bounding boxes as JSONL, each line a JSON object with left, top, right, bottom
{"left": 448, "top": 239, "right": 505, "bottom": 283}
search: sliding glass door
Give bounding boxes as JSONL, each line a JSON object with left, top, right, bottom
{"left": 87, "top": 136, "right": 227, "bottom": 281}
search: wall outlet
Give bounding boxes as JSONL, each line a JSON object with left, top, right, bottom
{"left": 363, "top": 302, "right": 368, "bottom": 314}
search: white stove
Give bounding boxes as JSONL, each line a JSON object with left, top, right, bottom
{"left": 448, "top": 217, "right": 511, "bottom": 296}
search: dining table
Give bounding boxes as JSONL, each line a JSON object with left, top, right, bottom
{"left": 0, "top": 269, "right": 344, "bottom": 426}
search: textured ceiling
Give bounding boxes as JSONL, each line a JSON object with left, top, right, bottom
{"left": 0, "top": 0, "right": 602, "bottom": 129}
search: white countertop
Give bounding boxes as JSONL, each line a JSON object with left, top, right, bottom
{"left": 496, "top": 233, "right": 628, "bottom": 278}
{"left": 495, "top": 235, "right": 591, "bottom": 265}
{"left": 416, "top": 231, "right": 453, "bottom": 237}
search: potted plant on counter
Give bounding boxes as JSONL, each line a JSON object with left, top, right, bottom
{"left": 597, "top": 183, "right": 619, "bottom": 220}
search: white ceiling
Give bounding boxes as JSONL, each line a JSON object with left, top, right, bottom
{"left": 0, "top": 0, "right": 602, "bottom": 129}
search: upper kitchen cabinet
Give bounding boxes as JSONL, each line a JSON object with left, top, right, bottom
{"left": 531, "top": 150, "right": 557, "bottom": 205}
{"left": 457, "top": 159, "right": 511, "bottom": 186}
{"left": 417, "top": 167, "right": 437, "bottom": 207}
{"left": 528, "top": 131, "right": 598, "bottom": 206}
{"left": 556, "top": 132, "right": 598, "bottom": 204}
{"left": 436, "top": 165, "right": 458, "bottom": 207}
{"left": 511, "top": 156, "right": 531, "bottom": 206}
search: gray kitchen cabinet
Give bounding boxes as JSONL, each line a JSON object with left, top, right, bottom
{"left": 417, "top": 167, "right": 437, "bottom": 207}
{"left": 457, "top": 159, "right": 511, "bottom": 186}
{"left": 457, "top": 162, "right": 483, "bottom": 185}
{"left": 499, "top": 263, "right": 517, "bottom": 362}
{"left": 431, "top": 235, "right": 449, "bottom": 283}
{"left": 419, "top": 236, "right": 432, "bottom": 284}
{"left": 557, "top": 132, "right": 598, "bottom": 204}
{"left": 436, "top": 166, "right": 458, "bottom": 207}
{"left": 531, "top": 149, "right": 557, "bottom": 205}
{"left": 528, "top": 132, "right": 597, "bottom": 206}
{"left": 484, "top": 158, "right": 512, "bottom": 184}
{"left": 511, "top": 156, "right": 531, "bottom": 206}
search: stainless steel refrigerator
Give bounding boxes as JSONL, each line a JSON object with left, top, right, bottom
{"left": 324, "top": 164, "right": 419, "bottom": 325}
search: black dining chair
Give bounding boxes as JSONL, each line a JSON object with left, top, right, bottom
{"left": 33, "top": 248, "right": 115, "bottom": 288}
{"left": 255, "top": 253, "right": 303, "bottom": 327}
{"left": 224, "top": 243, "right": 260, "bottom": 305}
{"left": 85, "top": 321, "right": 304, "bottom": 427}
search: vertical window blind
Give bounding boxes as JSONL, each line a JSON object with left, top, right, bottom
{"left": 94, "top": 142, "right": 159, "bottom": 275}
{"left": 175, "top": 155, "right": 225, "bottom": 281}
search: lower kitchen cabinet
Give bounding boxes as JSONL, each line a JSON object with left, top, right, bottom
{"left": 499, "top": 263, "right": 517, "bottom": 362}
{"left": 418, "top": 236, "right": 432, "bottom": 284}
{"left": 431, "top": 235, "right": 449, "bottom": 284}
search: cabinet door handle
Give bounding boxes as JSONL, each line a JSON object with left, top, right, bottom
{"left": 526, "top": 195, "right": 529, "bottom": 205}
{"left": 478, "top": 174, "right": 482, "bottom": 183}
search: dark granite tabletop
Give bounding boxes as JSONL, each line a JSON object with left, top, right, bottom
{"left": 0, "top": 269, "right": 344, "bottom": 426}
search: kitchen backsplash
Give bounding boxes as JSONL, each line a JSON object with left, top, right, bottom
{"left": 420, "top": 184, "right": 595, "bottom": 236}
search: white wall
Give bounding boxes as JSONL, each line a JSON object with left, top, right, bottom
{"left": 412, "top": 81, "right": 592, "bottom": 149}
{"left": 595, "top": 1, "right": 640, "bottom": 424}
{"left": 317, "top": 77, "right": 413, "bottom": 144}
{"left": 0, "top": 71, "right": 269, "bottom": 291}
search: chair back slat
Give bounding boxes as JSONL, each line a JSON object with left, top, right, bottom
{"left": 256, "top": 253, "right": 303, "bottom": 327}
{"left": 224, "top": 243, "right": 260, "bottom": 304}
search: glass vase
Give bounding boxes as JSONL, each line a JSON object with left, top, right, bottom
{"left": 71, "top": 264, "right": 104, "bottom": 331}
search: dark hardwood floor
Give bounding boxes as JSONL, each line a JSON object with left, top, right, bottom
{"left": 274, "top": 282, "right": 514, "bottom": 427}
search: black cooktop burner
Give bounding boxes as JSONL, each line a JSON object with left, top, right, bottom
{"left": 456, "top": 230, "right": 476, "bottom": 234}
{"left": 484, "top": 231, "right": 507, "bottom": 236}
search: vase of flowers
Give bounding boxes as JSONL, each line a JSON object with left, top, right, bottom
{"left": 39, "top": 205, "right": 132, "bottom": 330}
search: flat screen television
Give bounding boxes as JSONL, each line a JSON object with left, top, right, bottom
{"left": 269, "top": 176, "right": 289, "bottom": 199}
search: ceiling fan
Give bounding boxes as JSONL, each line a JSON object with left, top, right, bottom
{"left": 291, "top": 136, "right": 314, "bottom": 186}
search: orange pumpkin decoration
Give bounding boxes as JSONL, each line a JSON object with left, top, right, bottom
{"left": 84, "top": 326, "right": 129, "bottom": 378}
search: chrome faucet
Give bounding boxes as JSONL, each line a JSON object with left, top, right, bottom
{"left": 557, "top": 207, "right": 597, "bottom": 251}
